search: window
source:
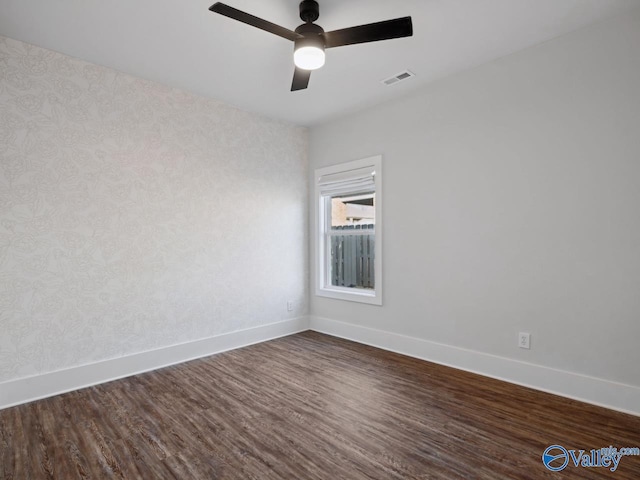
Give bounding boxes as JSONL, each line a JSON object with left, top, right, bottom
{"left": 315, "top": 156, "right": 382, "bottom": 305}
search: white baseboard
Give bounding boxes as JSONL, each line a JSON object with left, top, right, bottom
{"left": 5, "top": 315, "right": 638, "bottom": 417}
{"left": 0, "top": 317, "right": 309, "bottom": 410}
{"left": 309, "top": 316, "right": 640, "bottom": 417}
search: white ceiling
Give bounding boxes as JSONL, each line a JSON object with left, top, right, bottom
{"left": 0, "top": 0, "right": 637, "bottom": 126}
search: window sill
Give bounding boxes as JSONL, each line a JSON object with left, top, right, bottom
{"left": 316, "top": 286, "right": 382, "bottom": 306}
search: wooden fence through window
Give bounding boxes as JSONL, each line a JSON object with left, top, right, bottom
{"left": 330, "top": 224, "right": 374, "bottom": 289}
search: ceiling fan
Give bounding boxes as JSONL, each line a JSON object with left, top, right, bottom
{"left": 209, "top": 1, "right": 413, "bottom": 91}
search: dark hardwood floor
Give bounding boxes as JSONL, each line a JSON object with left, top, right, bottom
{"left": 1, "top": 331, "right": 639, "bottom": 479}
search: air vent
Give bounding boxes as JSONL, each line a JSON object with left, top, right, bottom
{"left": 381, "top": 70, "right": 415, "bottom": 86}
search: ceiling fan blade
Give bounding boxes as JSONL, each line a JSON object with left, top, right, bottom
{"left": 324, "top": 16, "right": 413, "bottom": 48}
{"left": 209, "top": 3, "right": 301, "bottom": 42}
{"left": 291, "top": 67, "right": 311, "bottom": 91}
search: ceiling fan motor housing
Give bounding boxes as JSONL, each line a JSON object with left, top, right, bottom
{"left": 294, "top": 22, "right": 325, "bottom": 51}
{"left": 299, "top": 0, "right": 320, "bottom": 23}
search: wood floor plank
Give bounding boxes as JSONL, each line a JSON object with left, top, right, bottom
{"left": 1, "top": 331, "right": 639, "bottom": 479}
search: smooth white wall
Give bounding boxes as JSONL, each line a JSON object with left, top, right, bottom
{"left": 309, "top": 10, "right": 640, "bottom": 388}
{"left": 0, "top": 36, "right": 308, "bottom": 384}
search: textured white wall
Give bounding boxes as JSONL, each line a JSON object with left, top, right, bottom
{"left": 310, "top": 10, "right": 640, "bottom": 387}
{"left": 0, "top": 36, "right": 308, "bottom": 383}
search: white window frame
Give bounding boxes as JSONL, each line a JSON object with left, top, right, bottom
{"left": 314, "top": 156, "right": 382, "bottom": 305}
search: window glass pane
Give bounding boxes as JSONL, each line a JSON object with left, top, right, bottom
{"left": 327, "top": 192, "right": 375, "bottom": 290}
{"left": 330, "top": 192, "right": 375, "bottom": 228}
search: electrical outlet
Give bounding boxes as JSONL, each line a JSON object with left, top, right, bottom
{"left": 518, "top": 332, "right": 531, "bottom": 349}
{"left": 287, "top": 300, "right": 293, "bottom": 312}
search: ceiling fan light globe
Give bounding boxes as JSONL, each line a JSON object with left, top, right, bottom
{"left": 294, "top": 46, "right": 325, "bottom": 70}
